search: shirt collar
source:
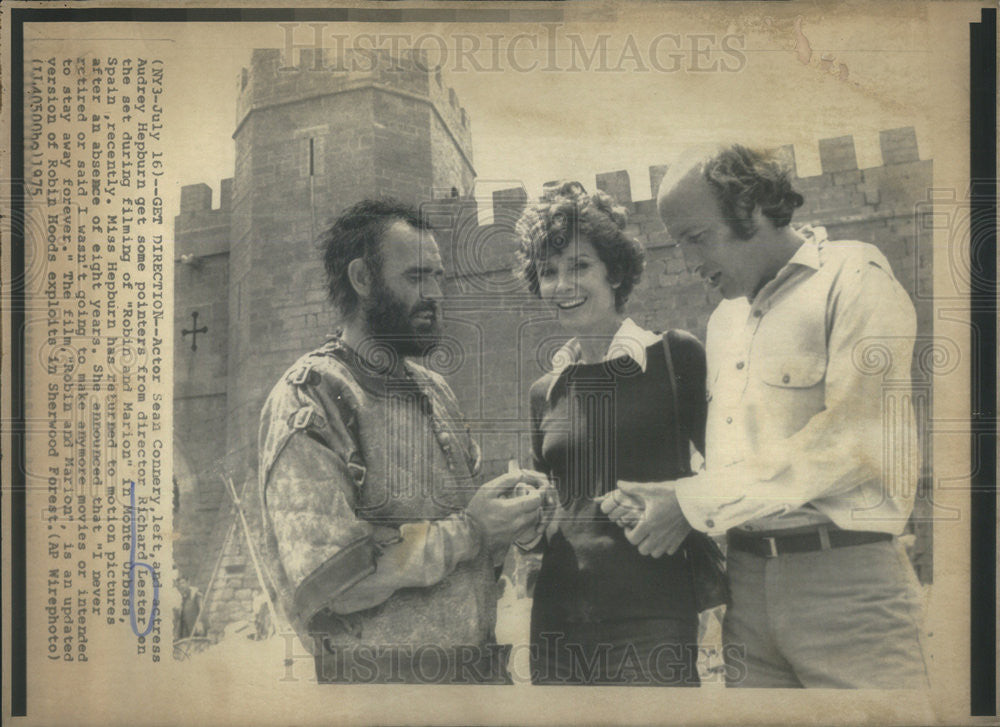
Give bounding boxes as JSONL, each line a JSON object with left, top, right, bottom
{"left": 605, "top": 317, "right": 661, "bottom": 370}
{"left": 547, "top": 318, "right": 659, "bottom": 399}
{"left": 750, "top": 225, "right": 826, "bottom": 308}
{"left": 786, "top": 225, "right": 826, "bottom": 271}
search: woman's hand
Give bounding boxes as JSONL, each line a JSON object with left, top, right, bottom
{"left": 600, "top": 481, "right": 692, "bottom": 558}
{"left": 597, "top": 487, "right": 644, "bottom": 529}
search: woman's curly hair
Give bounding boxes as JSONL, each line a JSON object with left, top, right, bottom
{"left": 514, "top": 181, "right": 645, "bottom": 312}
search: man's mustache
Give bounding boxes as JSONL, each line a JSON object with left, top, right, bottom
{"left": 411, "top": 302, "right": 439, "bottom": 317}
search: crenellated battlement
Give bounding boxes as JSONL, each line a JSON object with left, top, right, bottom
{"left": 488, "top": 126, "right": 927, "bottom": 226}
{"left": 174, "top": 177, "right": 234, "bottom": 262}
{"left": 177, "top": 126, "right": 926, "bottom": 259}
{"left": 179, "top": 178, "right": 234, "bottom": 215}
{"left": 235, "top": 48, "right": 472, "bottom": 162}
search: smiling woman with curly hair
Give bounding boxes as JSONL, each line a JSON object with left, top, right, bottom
{"left": 514, "top": 181, "right": 717, "bottom": 687}
{"left": 515, "top": 182, "right": 644, "bottom": 312}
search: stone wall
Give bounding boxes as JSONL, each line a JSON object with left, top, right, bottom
{"left": 172, "top": 183, "right": 231, "bottom": 586}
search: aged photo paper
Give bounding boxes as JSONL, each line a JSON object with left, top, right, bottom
{"left": 1, "top": 0, "right": 995, "bottom": 724}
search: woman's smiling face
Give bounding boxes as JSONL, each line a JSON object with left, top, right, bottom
{"left": 537, "top": 236, "right": 619, "bottom": 333}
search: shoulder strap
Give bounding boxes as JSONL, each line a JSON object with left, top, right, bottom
{"left": 317, "top": 357, "right": 368, "bottom": 490}
{"left": 661, "top": 331, "right": 692, "bottom": 477}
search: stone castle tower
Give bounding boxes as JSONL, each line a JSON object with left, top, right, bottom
{"left": 174, "top": 51, "right": 934, "bottom": 637}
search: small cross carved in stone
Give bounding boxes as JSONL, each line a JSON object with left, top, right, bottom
{"left": 182, "top": 311, "right": 208, "bottom": 351}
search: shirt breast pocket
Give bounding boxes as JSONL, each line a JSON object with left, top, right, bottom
{"left": 758, "top": 354, "right": 827, "bottom": 389}
{"left": 753, "top": 353, "right": 828, "bottom": 437}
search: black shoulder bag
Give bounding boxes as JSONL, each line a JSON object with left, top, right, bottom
{"left": 662, "top": 332, "right": 729, "bottom": 612}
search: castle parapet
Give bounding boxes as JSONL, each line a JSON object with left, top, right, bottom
{"left": 236, "top": 48, "right": 472, "bottom": 161}
{"left": 818, "top": 135, "right": 858, "bottom": 174}
{"left": 174, "top": 180, "right": 233, "bottom": 258}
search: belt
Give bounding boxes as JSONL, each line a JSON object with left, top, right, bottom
{"left": 727, "top": 526, "right": 892, "bottom": 558}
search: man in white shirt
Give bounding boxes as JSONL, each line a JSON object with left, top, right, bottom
{"left": 602, "top": 144, "right": 928, "bottom": 688}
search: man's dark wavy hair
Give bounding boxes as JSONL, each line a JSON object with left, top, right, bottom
{"left": 702, "top": 145, "right": 804, "bottom": 239}
{"left": 321, "top": 198, "right": 431, "bottom": 315}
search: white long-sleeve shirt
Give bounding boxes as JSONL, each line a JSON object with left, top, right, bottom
{"left": 674, "top": 228, "right": 920, "bottom": 536}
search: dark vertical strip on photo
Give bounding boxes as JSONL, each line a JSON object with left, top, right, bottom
{"left": 10, "top": 9, "right": 27, "bottom": 718}
{"left": 969, "top": 6, "right": 996, "bottom": 718}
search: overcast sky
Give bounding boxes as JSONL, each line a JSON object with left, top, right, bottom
{"left": 28, "top": 2, "right": 936, "bottom": 225}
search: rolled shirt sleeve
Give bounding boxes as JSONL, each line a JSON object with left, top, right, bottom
{"left": 675, "top": 254, "right": 920, "bottom": 536}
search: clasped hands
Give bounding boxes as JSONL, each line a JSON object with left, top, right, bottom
{"left": 599, "top": 481, "right": 691, "bottom": 558}
{"left": 466, "top": 468, "right": 557, "bottom": 551}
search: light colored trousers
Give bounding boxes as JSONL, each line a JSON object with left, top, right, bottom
{"left": 723, "top": 538, "right": 929, "bottom": 689}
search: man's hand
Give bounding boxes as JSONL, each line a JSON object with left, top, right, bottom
{"left": 597, "top": 488, "right": 644, "bottom": 529}
{"left": 511, "top": 480, "right": 558, "bottom": 546}
{"left": 600, "top": 481, "right": 691, "bottom": 558}
{"left": 466, "top": 470, "right": 548, "bottom": 550}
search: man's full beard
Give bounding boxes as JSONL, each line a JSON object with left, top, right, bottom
{"left": 362, "top": 276, "right": 441, "bottom": 359}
